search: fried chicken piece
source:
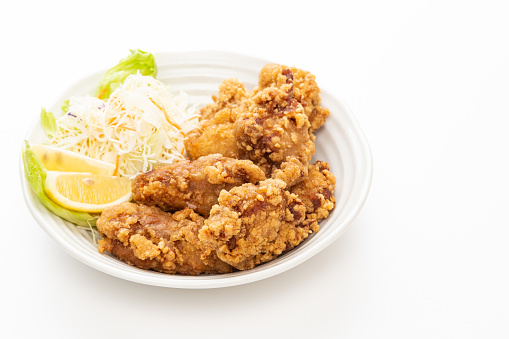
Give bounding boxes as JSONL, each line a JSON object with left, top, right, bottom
{"left": 97, "top": 202, "right": 233, "bottom": 275}
{"left": 198, "top": 77, "right": 247, "bottom": 121}
{"left": 199, "top": 179, "right": 318, "bottom": 270}
{"left": 186, "top": 65, "right": 317, "bottom": 187}
{"left": 184, "top": 106, "right": 240, "bottom": 160}
{"left": 289, "top": 161, "right": 336, "bottom": 223}
{"left": 132, "top": 154, "right": 266, "bottom": 217}
{"left": 257, "top": 63, "right": 330, "bottom": 132}
{"left": 185, "top": 79, "right": 246, "bottom": 159}
{"left": 233, "top": 72, "right": 315, "bottom": 186}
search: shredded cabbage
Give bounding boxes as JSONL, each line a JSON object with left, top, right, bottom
{"left": 49, "top": 74, "right": 199, "bottom": 178}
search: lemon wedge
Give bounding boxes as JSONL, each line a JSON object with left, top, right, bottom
{"left": 44, "top": 171, "right": 132, "bottom": 213}
{"left": 32, "top": 144, "right": 116, "bottom": 175}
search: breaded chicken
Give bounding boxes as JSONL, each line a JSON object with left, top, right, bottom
{"left": 185, "top": 65, "right": 319, "bottom": 187}
{"left": 96, "top": 202, "right": 233, "bottom": 275}
{"left": 132, "top": 154, "right": 266, "bottom": 217}
{"left": 233, "top": 72, "right": 315, "bottom": 186}
{"left": 289, "top": 161, "right": 336, "bottom": 223}
{"left": 199, "top": 179, "right": 317, "bottom": 270}
{"left": 198, "top": 77, "right": 247, "bottom": 121}
{"left": 256, "top": 63, "right": 330, "bottom": 132}
{"left": 184, "top": 106, "right": 240, "bottom": 160}
{"left": 185, "top": 79, "right": 246, "bottom": 159}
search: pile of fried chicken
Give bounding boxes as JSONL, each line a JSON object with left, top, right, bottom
{"left": 96, "top": 63, "right": 337, "bottom": 274}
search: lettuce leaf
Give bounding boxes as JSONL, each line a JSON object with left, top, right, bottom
{"left": 40, "top": 108, "right": 56, "bottom": 138}
{"left": 23, "top": 141, "right": 97, "bottom": 227}
{"left": 61, "top": 99, "right": 70, "bottom": 113}
{"left": 95, "top": 49, "right": 157, "bottom": 100}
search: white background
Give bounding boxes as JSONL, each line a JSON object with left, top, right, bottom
{"left": 2, "top": 0, "right": 508, "bottom": 338}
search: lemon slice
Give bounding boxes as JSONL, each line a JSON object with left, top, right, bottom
{"left": 32, "top": 144, "right": 116, "bottom": 175}
{"left": 44, "top": 171, "right": 132, "bottom": 213}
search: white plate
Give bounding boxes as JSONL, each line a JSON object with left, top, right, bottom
{"left": 20, "top": 51, "right": 373, "bottom": 289}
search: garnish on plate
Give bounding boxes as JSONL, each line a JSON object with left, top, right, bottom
{"left": 24, "top": 50, "right": 199, "bottom": 221}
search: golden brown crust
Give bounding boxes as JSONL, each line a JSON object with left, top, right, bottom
{"left": 198, "top": 179, "right": 316, "bottom": 270}
{"left": 185, "top": 108, "right": 240, "bottom": 160}
{"left": 256, "top": 63, "right": 330, "bottom": 132}
{"left": 96, "top": 202, "right": 233, "bottom": 275}
{"left": 131, "top": 154, "right": 266, "bottom": 217}
{"left": 233, "top": 75, "right": 315, "bottom": 186}
{"left": 185, "top": 79, "right": 246, "bottom": 159}
{"left": 199, "top": 78, "right": 247, "bottom": 121}
{"left": 289, "top": 161, "right": 336, "bottom": 223}
{"left": 184, "top": 64, "right": 326, "bottom": 187}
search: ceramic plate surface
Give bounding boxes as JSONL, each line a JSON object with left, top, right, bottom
{"left": 20, "top": 51, "right": 372, "bottom": 289}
